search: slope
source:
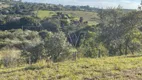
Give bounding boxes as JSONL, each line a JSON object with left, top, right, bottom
{"left": 1, "top": 56, "right": 142, "bottom": 80}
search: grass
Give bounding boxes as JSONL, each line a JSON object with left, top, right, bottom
{"left": 1, "top": 56, "right": 142, "bottom": 80}
{"left": 58, "top": 11, "right": 98, "bottom": 25}
{"left": 37, "top": 10, "right": 98, "bottom": 25}
{"left": 37, "top": 10, "right": 56, "bottom": 19}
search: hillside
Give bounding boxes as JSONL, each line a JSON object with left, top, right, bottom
{"left": 0, "top": 1, "right": 142, "bottom": 80}
{"left": 1, "top": 56, "right": 142, "bottom": 80}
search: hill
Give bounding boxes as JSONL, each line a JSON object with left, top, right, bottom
{"left": 1, "top": 56, "right": 142, "bottom": 80}
{"left": 0, "top": 1, "right": 142, "bottom": 80}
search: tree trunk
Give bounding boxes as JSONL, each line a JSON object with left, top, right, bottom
{"left": 73, "top": 52, "right": 77, "bottom": 61}
{"left": 119, "top": 44, "right": 123, "bottom": 55}
{"left": 125, "top": 42, "right": 128, "bottom": 55}
{"left": 29, "top": 57, "right": 31, "bottom": 65}
{"left": 98, "top": 49, "right": 101, "bottom": 58}
{"left": 128, "top": 45, "right": 134, "bottom": 55}
{"left": 125, "top": 45, "right": 128, "bottom": 55}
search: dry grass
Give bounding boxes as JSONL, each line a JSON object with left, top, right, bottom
{"left": 0, "top": 56, "right": 142, "bottom": 80}
{"left": 0, "top": 48, "right": 21, "bottom": 60}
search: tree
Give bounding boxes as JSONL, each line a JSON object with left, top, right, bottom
{"left": 79, "top": 17, "right": 83, "bottom": 23}
{"left": 120, "top": 11, "right": 142, "bottom": 55}
{"left": 97, "top": 8, "right": 124, "bottom": 55}
{"left": 97, "top": 8, "right": 142, "bottom": 56}
{"left": 41, "top": 18, "right": 61, "bottom": 32}
{"left": 0, "top": 19, "right": 6, "bottom": 26}
{"left": 44, "top": 32, "right": 72, "bottom": 62}
{"left": 79, "top": 28, "right": 108, "bottom": 58}
{"left": 20, "top": 17, "right": 41, "bottom": 30}
{"left": 123, "top": 29, "right": 142, "bottom": 55}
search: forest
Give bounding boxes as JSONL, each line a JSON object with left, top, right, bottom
{"left": 0, "top": 0, "right": 142, "bottom": 80}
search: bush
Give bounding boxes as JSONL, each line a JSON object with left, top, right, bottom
{"left": 24, "top": 60, "right": 52, "bottom": 70}
{"left": 45, "top": 32, "right": 72, "bottom": 62}
{"left": 42, "top": 19, "right": 61, "bottom": 32}
{"left": 0, "top": 49, "right": 22, "bottom": 67}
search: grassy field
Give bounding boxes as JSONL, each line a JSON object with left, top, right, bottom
{"left": 59, "top": 11, "right": 98, "bottom": 25}
{"left": 37, "top": 10, "right": 98, "bottom": 25}
{"left": 1, "top": 56, "right": 142, "bottom": 80}
{"left": 37, "top": 10, "right": 56, "bottom": 19}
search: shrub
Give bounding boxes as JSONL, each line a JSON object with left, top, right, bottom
{"left": 0, "top": 48, "right": 22, "bottom": 67}
{"left": 45, "top": 32, "right": 72, "bottom": 62}
{"left": 42, "top": 19, "right": 61, "bottom": 32}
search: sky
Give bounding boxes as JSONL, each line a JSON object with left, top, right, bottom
{"left": 22, "top": 0, "right": 141, "bottom": 9}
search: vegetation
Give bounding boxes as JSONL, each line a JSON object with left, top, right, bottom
{"left": 0, "top": 0, "right": 142, "bottom": 79}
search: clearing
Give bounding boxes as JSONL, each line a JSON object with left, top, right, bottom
{"left": 37, "top": 10, "right": 56, "bottom": 19}
{"left": 37, "top": 10, "right": 98, "bottom": 25}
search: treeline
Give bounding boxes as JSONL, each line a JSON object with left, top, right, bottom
{"left": 0, "top": 1, "right": 99, "bottom": 16}
{"left": 0, "top": 11, "right": 88, "bottom": 30}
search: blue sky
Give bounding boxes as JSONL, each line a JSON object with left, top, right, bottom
{"left": 22, "top": 0, "right": 140, "bottom": 9}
